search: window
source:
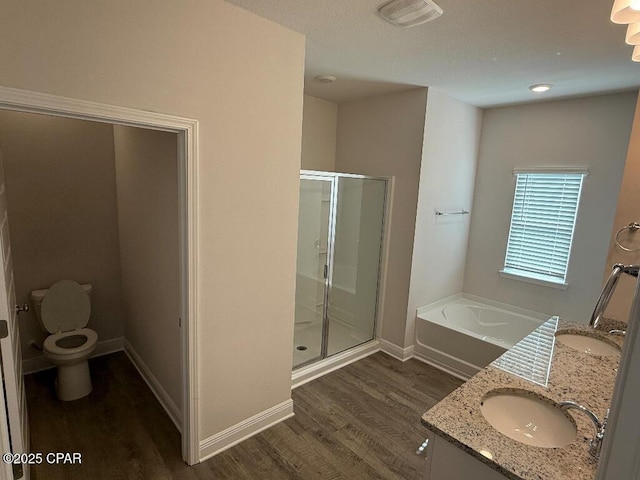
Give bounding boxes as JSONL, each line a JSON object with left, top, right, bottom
{"left": 501, "top": 169, "right": 587, "bottom": 288}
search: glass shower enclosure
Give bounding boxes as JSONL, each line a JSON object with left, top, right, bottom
{"left": 293, "top": 171, "right": 388, "bottom": 369}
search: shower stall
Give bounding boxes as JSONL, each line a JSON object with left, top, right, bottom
{"left": 293, "top": 171, "right": 388, "bottom": 369}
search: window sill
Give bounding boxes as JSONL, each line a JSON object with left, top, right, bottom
{"left": 499, "top": 270, "right": 568, "bottom": 290}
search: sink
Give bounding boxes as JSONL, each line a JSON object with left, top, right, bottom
{"left": 480, "top": 389, "right": 577, "bottom": 448}
{"left": 555, "top": 331, "right": 620, "bottom": 356}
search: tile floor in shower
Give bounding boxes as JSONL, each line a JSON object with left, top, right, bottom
{"left": 292, "top": 319, "right": 371, "bottom": 367}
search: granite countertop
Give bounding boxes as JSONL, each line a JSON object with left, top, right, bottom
{"left": 421, "top": 317, "right": 626, "bottom": 480}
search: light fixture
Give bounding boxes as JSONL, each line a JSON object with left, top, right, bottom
{"left": 611, "top": 0, "right": 640, "bottom": 24}
{"left": 610, "top": 0, "right": 640, "bottom": 61}
{"left": 626, "top": 22, "right": 640, "bottom": 44}
{"left": 315, "top": 75, "right": 336, "bottom": 84}
{"left": 377, "top": 0, "right": 443, "bottom": 28}
{"left": 529, "top": 84, "right": 553, "bottom": 93}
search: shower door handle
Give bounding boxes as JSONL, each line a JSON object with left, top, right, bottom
{"left": 323, "top": 264, "right": 328, "bottom": 279}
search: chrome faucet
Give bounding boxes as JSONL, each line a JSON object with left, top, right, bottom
{"left": 559, "top": 401, "right": 609, "bottom": 459}
{"left": 608, "top": 329, "right": 626, "bottom": 336}
{"left": 589, "top": 263, "right": 640, "bottom": 329}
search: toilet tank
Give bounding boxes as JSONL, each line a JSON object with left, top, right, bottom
{"left": 31, "top": 283, "right": 92, "bottom": 331}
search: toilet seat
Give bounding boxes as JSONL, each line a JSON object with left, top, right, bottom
{"left": 40, "top": 280, "right": 91, "bottom": 334}
{"left": 44, "top": 328, "right": 98, "bottom": 357}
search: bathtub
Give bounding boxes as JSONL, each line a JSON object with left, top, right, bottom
{"left": 414, "top": 294, "right": 550, "bottom": 380}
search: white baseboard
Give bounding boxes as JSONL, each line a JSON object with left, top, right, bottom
{"left": 378, "top": 338, "right": 414, "bottom": 362}
{"left": 291, "top": 340, "right": 380, "bottom": 389}
{"left": 22, "top": 336, "right": 124, "bottom": 375}
{"left": 199, "top": 399, "right": 294, "bottom": 462}
{"left": 123, "top": 339, "right": 182, "bottom": 433}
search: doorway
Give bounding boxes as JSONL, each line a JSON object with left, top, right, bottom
{"left": 0, "top": 86, "right": 199, "bottom": 467}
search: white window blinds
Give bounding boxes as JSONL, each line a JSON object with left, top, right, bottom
{"left": 503, "top": 171, "right": 586, "bottom": 285}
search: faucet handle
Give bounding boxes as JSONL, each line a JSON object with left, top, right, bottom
{"left": 589, "top": 408, "right": 609, "bottom": 459}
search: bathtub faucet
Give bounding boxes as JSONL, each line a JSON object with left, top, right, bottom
{"left": 559, "top": 401, "right": 608, "bottom": 459}
{"left": 589, "top": 263, "right": 640, "bottom": 329}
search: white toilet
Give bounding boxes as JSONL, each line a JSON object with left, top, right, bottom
{"left": 31, "top": 280, "right": 98, "bottom": 401}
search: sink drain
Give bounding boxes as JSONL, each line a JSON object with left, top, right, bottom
{"left": 296, "top": 345, "right": 308, "bottom": 351}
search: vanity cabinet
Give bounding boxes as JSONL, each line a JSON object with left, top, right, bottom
{"left": 422, "top": 431, "right": 507, "bottom": 480}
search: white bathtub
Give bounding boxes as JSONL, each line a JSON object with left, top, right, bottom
{"left": 414, "top": 294, "right": 550, "bottom": 379}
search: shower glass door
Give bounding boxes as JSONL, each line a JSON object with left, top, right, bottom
{"left": 293, "top": 172, "right": 388, "bottom": 370}
{"left": 327, "top": 177, "right": 386, "bottom": 356}
{"left": 292, "top": 175, "right": 333, "bottom": 368}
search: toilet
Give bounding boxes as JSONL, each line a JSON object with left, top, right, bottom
{"left": 31, "top": 280, "right": 98, "bottom": 401}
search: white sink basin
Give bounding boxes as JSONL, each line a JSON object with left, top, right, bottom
{"left": 555, "top": 332, "right": 620, "bottom": 356}
{"left": 480, "top": 390, "right": 577, "bottom": 448}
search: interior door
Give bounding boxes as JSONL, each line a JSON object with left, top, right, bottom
{"left": 0, "top": 151, "right": 29, "bottom": 479}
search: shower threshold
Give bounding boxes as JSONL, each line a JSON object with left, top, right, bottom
{"left": 291, "top": 340, "right": 380, "bottom": 389}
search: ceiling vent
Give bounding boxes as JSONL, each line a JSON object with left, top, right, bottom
{"left": 377, "top": 0, "right": 443, "bottom": 27}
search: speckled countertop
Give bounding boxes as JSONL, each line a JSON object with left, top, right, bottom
{"left": 421, "top": 317, "right": 626, "bottom": 480}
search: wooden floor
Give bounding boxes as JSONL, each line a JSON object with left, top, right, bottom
{"left": 25, "top": 351, "right": 463, "bottom": 480}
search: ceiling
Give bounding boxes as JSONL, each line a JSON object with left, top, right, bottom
{"left": 225, "top": 0, "right": 640, "bottom": 107}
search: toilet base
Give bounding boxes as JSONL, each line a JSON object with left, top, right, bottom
{"left": 55, "top": 360, "right": 92, "bottom": 401}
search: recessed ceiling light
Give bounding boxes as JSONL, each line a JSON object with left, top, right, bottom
{"left": 377, "top": 0, "right": 443, "bottom": 28}
{"left": 529, "top": 84, "right": 553, "bottom": 93}
{"left": 315, "top": 75, "right": 337, "bottom": 84}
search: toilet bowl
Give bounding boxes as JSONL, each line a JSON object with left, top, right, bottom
{"left": 31, "top": 280, "right": 98, "bottom": 401}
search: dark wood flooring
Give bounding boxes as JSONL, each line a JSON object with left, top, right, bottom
{"left": 25, "top": 351, "right": 463, "bottom": 480}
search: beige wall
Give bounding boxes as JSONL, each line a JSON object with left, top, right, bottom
{"left": 113, "top": 125, "right": 181, "bottom": 411}
{"left": 602, "top": 92, "right": 640, "bottom": 324}
{"left": 464, "top": 92, "right": 637, "bottom": 324}
{"left": 301, "top": 95, "right": 338, "bottom": 171}
{"left": 406, "top": 89, "right": 483, "bottom": 345}
{"left": 0, "top": 0, "right": 305, "bottom": 442}
{"left": 335, "top": 88, "right": 428, "bottom": 347}
{"left": 0, "top": 111, "right": 124, "bottom": 360}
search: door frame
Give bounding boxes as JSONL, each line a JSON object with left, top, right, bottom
{"left": 596, "top": 274, "right": 640, "bottom": 479}
{"left": 0, "top": 86, "right": 200, "bottom": 465}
